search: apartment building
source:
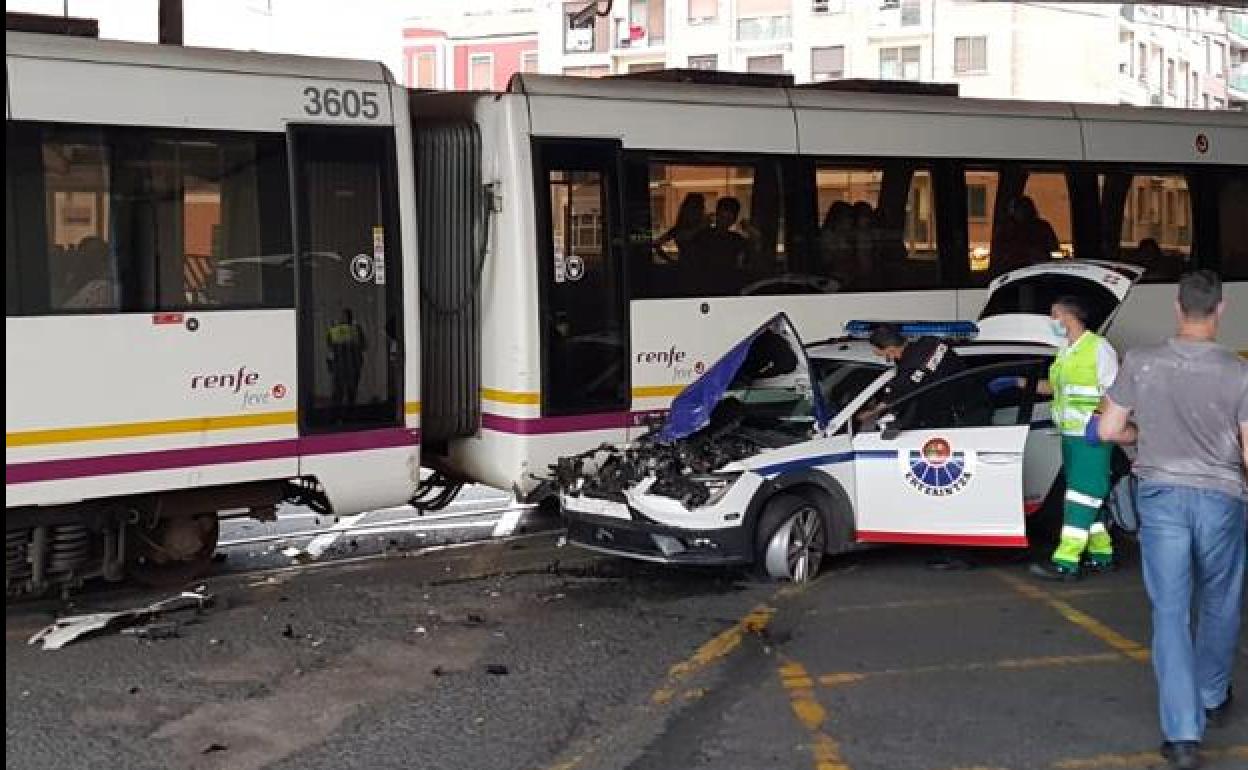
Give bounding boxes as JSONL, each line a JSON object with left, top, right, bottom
{"left": 404, "top": 4, "right": 539, "bottom": 91}
{"left": 535, "top": 1, "right": 1241, "bottom": 109}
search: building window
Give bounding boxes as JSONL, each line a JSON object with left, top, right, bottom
{"left": 414, "top": 51, "right": 437, "bottom": 88}
{"left": 521, "top": 50, "right": 539, "bottom": 74}
{"left": 811, "top": 0, "right": 844, "bottom": 12}
{"left": 954, "top": 36, "right": 987, "bottom": 74}
{"left": 468, "top": 53, "right": 494, "bottom": 90}
{"left": 747, "top": 54, "right": 785, "bottom": 74}
{"left": 629, "top": 61, "right": 664, "bottom": 73}
{"left": 565, "top": 1, "right": 607, "bottom": 53}
{"left": 1138, "top": 42, "right": 1148, "bottom": 82}
{"left": 1166, "top": 58, "right": 1176, "bottom": 93}
{"left": 900, "top": 0, "right": 920, "bottom": 26}
{"left": 1121, "top": 30, "right": 1133, "bottom": 76}
{"left": 811, "top": 46, "right": 845, "bottom": 82}
{"left": 880, "top": 0, "right": 899, "bottom": 8}
{"left": 688, "top": 0, "right": 717, "bottom": 23}
{"left": 737, "top": 0, "right": 791, "bottom": 41}
{"left": 688, "top": 54, "right": 718, "bottom": 70}
{"left": 563, "top": 65, "right": 610, "bottom": 78}
{"left": 880, "top": 46, "right": 921, "bottom": 81}
{"left": 967, "top": 184, "right": 988, "bottom": 221}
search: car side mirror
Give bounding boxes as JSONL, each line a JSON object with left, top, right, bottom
{"left": 877, "top": 414, "right": 901, "bottom": 441}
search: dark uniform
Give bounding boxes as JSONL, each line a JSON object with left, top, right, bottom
{"left": 881, "top": 336, "right": 971, "bottom": 426}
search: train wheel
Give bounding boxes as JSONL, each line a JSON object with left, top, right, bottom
{"left": 128, "top": 514, "right": 220, "bottom": 588}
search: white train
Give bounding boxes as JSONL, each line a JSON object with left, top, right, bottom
{"left": 7, "top": 31, "right": 1247, "bottom": 595}
{"left": 409, "top": 72, "right": 1247, "bottom": 503}
{"left": 6, "top": 31, "right": 422, "bottom": 593}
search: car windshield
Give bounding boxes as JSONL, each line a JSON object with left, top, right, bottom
{"left": 718, "top": 382, "right": 816, "bottom": 441}
{"left": 813, "top": 359, "right": 888, "bottom": 415}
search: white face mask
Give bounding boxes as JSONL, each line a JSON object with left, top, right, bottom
{"left": 1050, "top": 319, "right": 1068, "bottom": 339}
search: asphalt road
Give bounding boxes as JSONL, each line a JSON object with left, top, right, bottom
{"left": 6, "top": 537, "right": 1247, "bottom": 770}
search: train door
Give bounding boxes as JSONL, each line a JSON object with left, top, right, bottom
{"left": 533, "top": 140, "right": 630, "bottom": 419}
{"left": 289, "top": 126, "right": 403, "bottom": 437}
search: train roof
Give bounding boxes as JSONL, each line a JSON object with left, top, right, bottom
{"left": 5, "top": 30, "right": 394, "bottom": 84}
{"left": 507, "top": 73, "right": 1248, "bottom": 128}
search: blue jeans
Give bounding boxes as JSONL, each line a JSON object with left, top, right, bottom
{"left": 1137, "top": 481, "right": 1246, "bottom": 742}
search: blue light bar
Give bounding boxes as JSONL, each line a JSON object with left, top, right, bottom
{"left": 844, "top": 320, "right": 980, "bottom": 341}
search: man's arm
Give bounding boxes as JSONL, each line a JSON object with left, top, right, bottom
{"left": 1097, "top": 396, "right": 1137, "bottom": 445}
{"left": 1240, "top": 422, "right": 1247, "bottom": 473}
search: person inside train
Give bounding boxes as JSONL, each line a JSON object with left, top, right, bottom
{"left": 992, "top": 195, "right": 1060, "bottom": 276}
{"left": 654, "top": 193, "right": 708, "bottom": 265}
{"left": 819, "top": 200, "right": 855, "bottom": 284}
{"left": 688, "top": 197, "right": 750, "bottom": 292}
{"left": 326, "top": 308, "right": 367, "bottom": 417}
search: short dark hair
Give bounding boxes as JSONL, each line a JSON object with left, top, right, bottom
{"left": 868, "top": 323, "right": 905, "bottom": 349}
{"left": 1178, "top": 269, "right": 1222, "bottom": 319}
{"left": 1052, "top": 295, "right": 1089, "bottom": 324}
{"left": 716, "top": 197, "right": 741, "bottom": 217}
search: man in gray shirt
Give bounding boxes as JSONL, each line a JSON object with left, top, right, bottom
{"left": 1098, "top": 270, "right": 1248, "bottom": 770}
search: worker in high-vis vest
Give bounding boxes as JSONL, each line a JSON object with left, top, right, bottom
{"left": 1029, "top": 294, "right": 1120, "bottom": 581}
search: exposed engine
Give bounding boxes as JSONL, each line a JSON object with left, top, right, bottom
{"left": 554, "top": 407, "right": 771, "bottom": 509}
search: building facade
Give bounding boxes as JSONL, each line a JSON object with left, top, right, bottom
{"left": 535, "top": 1, "right": 1244, "bottom": 110}
{"left": 404, "top": 5, "right": 539, "bottom": 91}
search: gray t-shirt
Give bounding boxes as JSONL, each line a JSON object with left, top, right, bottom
{"left": 1107, "top": 338, "right": 1248, "bottom": 500}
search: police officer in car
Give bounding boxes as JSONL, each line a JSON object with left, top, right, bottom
{"left": 859, "top": 324, "right": 969, "bottom": 428}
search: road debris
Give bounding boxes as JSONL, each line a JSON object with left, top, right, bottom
{"left": 485, "top": 664, "right": 509, "bottom": 676}
{"left": 27, "top": 590, "right": 214, "bottom": 650}
{"left": 120, "top": 621, "right": 180, "bottom": 640}
{"left": 201, "top": 743, "right": 228, "bottom": 755}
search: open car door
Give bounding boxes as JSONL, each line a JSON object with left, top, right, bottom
{"left": 975, "top": 261, "right": 1145, "bottom": 346}
{"left": 850, "top": 360, "right": 1048, "bottom": 547}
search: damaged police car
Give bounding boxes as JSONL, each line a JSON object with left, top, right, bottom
{"left": 556, "top": 262, "right": 1143, "bottom": 581}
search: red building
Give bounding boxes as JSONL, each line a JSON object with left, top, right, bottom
{"left": 403, "top": 7, "right": 539, "bottom": 91}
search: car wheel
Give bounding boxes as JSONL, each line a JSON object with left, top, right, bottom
{"left": 757, "top": 494, "right": 827, "bottom": 583}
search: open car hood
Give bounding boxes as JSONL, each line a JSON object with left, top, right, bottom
{"left": 976, "top": 261, "right": 1145, "bottom": 346}
{"left": 659, "top": 313, "right": 828, "bottom": 441}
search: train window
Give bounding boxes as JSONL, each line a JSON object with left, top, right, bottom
{"left": 122, "top": 134, "right": 294, "bottom": 310}
{"left": 5, "top": 123, "right": 293, "bottom": 316}
{"left": 966, "top": 166, "right": 1070, "bottom": 285}
{"left": 1098, "top": 171, "right": 1191, "bottom": 282}
{"left": 814, "top": 163, "right": 940, "bottom": 292}
{"left": 1215, "top": 173, "right": 1248, "bottom": 280}
{"left": 632, "top": 159, "right": 787, "bottom": 298}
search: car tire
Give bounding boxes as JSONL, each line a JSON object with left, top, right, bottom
{"left": 755, "top": 494, "right": 827, "bottom": 583}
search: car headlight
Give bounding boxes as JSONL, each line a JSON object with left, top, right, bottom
{"left": 688, "top": 473, "right": 742, "bottom": 508}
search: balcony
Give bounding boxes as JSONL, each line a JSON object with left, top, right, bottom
{"left": 1230, "top": 68, "right": 1248, "bottom": 101}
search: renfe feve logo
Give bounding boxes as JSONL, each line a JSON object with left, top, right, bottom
{"left": 636, "top": 346, "right": 705, "bottom": 381}
{"left": 191, "top": 367, "right": 286, "bottom": 409}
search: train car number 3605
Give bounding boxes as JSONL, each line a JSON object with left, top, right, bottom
{"left": 303, "top": 87, "right": 381, "bottom": 119}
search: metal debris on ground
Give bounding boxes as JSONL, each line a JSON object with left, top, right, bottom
{"left": 27, "top": 590, "right": 214, "bottom": 650}
{"left": 120, "top": 621, "right": 180, "bottom": 640}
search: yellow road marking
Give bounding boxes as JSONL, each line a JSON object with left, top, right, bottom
{"left": 822, "top": 586, "right": 1139, "bottom": 614}
{"left": 817, "top": 652, "right": 1125, "bottom": 688}
{"left": 1054, "top": 745, "right": 1248, "bottom": 769}
{"left": 6, "top": 410, "right": 298, "bottom": 447}
{"left": 993, "top": 570, "right": 1150, "bottom": 663}
{"left": 778, "top": 659, "right": 852, "bottom": 770}
{"left": 651, "top": 604, "right": 775, "bottom": 705}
